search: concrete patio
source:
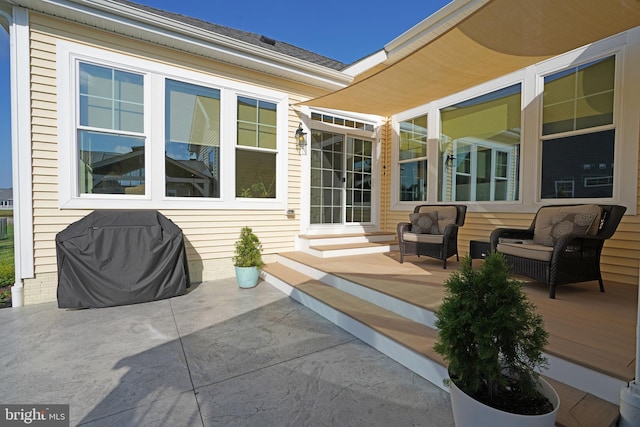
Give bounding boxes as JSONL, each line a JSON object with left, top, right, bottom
{"left": 0, "top": 278, "right": 454, "bottom": 426}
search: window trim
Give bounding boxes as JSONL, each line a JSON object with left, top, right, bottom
{"left": 57, "top": 41, "right": 288, "bottom": 210}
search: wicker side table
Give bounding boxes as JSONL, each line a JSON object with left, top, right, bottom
{"left": 469, "top": 239, "right": 490, "bottom": 260}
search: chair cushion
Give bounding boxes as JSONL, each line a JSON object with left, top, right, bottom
{"left": 416, "top": 206, "right": 458, "bottom": 232}
{"left": 409, "top": 212, "right": 439, "bottom": 234}
{"left": 403, "top": 232, "right": 445, "bottom": 244}
{"left": 497, "top": 242, "right": 554, "bottom": 262}
{"left": 533, "top": 205, "right": 602, "bottom": 247}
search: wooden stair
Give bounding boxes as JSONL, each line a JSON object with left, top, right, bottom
{"left": 262, "top": 250, "right": 621, "bottom": 427}
{"left": 297, "top": 232, "right": 398, "bottom": 258}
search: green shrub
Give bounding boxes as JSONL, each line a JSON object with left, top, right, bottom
{"left": 0, "top": 262, "right": 14, "bottom": 287}
{"left": 434, "top": 252, "right": 550, "bottom": 414}
{"left": 0, "top": 286, "right": 10, "bottom": 305}
{"left": 232, "top": 226, "right": 263, "bottom": 268}
{"left": 0, "top": 221, "right": 15, "bottom": 287}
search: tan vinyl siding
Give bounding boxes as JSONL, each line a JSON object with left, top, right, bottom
{"left": 22, "top": 13, "right": 321, "bottom": 303}
{"left": 379, "top": 119, "right": 392, "bottom": 231}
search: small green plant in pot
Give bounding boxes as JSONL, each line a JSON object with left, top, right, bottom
{"left": 232, "top": 226, "right": 263, "bottom": 289}
{"left": 434, "top": 252, "right": 558, "bottom": 427}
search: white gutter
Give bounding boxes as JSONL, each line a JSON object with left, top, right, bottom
{"left": 342, "top": 0, "right": 491, "bottom": 79}
{"left": 4, "top": 6, "right": 33, "bottom": 307}
{"left": 384, "top": 0, "right": 490, "bottom": 61}
{"left": 8, "top": 0, "right": 351, "bottom": 90}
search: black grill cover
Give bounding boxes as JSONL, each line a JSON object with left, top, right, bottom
{"left": 56, "top": 210, "right": 190, "bottom": 308}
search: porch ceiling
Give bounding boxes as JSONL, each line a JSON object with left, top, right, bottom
{"left": 303, "top": 0, "right": 640, "bottom": 116}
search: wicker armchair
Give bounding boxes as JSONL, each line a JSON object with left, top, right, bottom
{"left": 490, "top": 204, "right": 626, "bottom": 299}
{"left": 397, "top": 204, "right": 467, "bottom": 269}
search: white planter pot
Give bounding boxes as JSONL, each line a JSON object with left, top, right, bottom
{"left": 449, "top": 377, "right": 559, "bottom": 427}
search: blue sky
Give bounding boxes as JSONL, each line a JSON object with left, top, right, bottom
{"left": 0, "top": 0, "right": 452, "bottom": 188}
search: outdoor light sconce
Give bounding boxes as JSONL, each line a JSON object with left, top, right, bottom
{"left": 295, "top": 123, "right": 307, "bottom": 151}
{"left": 446, "top": 154, "right": 456, "bottom": 164}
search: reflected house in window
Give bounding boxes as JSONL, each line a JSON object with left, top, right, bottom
{"left": 80, "top": 146, "right": 218, "bottom": 197}
{"left": 166, "top": 79, "right": 221, "bottom": 198}
{"left": 0, "top": 188, "right": 12, "bottom": 210}
{"left": 165, "top": 155, "right": 218, "bottom": 198}
{"left": 80, "top": 147, "right": 146, "bottom": 194}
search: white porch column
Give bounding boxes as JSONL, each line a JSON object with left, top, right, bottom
{"left": 7, "top": 6, "right": 34, "bottom": 307}
{"left": 619, "top": 264, "right": 640, "bottom": 426}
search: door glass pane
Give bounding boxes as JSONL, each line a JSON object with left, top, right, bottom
{"left": 476, "top": 147, "right": 491, "bottom": 201}
{"left": 309, "top": 131, "right": 373, "bottom": 225}
{"left": 165, "top": 79, "right": 220, "bottom": 198}
{"left": 346, "top": 138, "right": 372, "bottom": 223}
{"left": 310, "top": 131, "right": 344, "bottom": 224}
{"left": 454, "top": 144, "right": 471, "bottom": 201}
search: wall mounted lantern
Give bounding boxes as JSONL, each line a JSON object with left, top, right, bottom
{"left": 295, "top": 123, "right": 307, "bottom": 151}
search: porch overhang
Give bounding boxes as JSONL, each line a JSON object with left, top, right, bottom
{"left": 303, "top": 0, "right": 640, "bottom": 116}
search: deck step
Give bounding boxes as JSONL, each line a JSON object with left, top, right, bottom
{"left": 262, "top": 257, "right": 620, "bottom": 427}
{"left": 262, "top": 261, "right": 449, "bottom": 396}
{"left": 297, "top": 232, "right": 398, "bottom": 258}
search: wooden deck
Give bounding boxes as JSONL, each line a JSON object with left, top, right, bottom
{"left": 271, "top": 251, "right": 636, "bottom": 382}
{"left": 263, "top": 250, "right": 636, "bottom": 427}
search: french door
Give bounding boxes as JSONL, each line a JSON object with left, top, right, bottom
{"left": 310, "top": 130, "right": 373, "bottom": 225}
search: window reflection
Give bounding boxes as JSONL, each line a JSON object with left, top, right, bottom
{"left": 439, "top": 84, "right": 521, "bottom": 202}
{"left": 165, "top": 79, "right": 221, "bottom": 198}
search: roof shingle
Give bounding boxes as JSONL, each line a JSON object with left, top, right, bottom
{"left": 111, "top": 0, "right": 347, "bottom": 71}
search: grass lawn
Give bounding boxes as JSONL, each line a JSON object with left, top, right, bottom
{"left": 0, "top": 214, "right": 15, "bottom": 307}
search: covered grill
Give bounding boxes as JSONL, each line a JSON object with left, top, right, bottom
{"left": 56, "top": 210, "right": 190, "bottom": 308}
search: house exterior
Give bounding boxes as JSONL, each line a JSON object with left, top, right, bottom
{"left": 0, "top": 188, "right": 12, "bottom": 210}
{"left": 1, "top": 0, "right": 639, "bottom": 307}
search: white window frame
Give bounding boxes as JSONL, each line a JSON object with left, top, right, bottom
{"left": 535, "top": 51, "right": 620, "bottom": 204}
{"left": 391, "top": 29, "right": 640, "bottom": 214}
{"left": 57, "top": 41, "right": 288, "bottom": 210}
{"left": 397, "top": 114, "right": 429, "bottom": 203}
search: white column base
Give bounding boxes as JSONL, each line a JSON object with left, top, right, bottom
{"left": 10, "top": 284, "right": 23, "bottom": 307}
{"left": 620, "top": 382, "right": 640, "bottom": 427}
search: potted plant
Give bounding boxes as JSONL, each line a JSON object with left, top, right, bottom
{"left": 232, "top": 226, "right": 263, "bottom": 289}
{"left": 434, "top": 252, "right": 559, "bottom": 427}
